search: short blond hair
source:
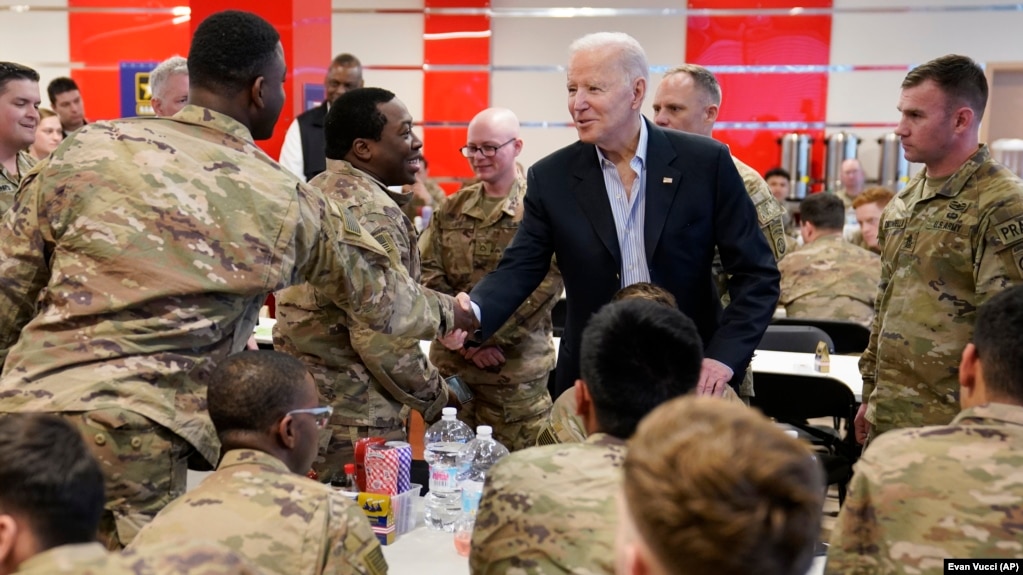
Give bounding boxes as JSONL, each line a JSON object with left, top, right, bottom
{"left": 612, "top": 282, "right": 677, "bottom": 309}
{"left": 623, "top": 396, "right": 823, "bottom": 575}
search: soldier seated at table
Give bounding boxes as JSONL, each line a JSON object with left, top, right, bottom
{"left": 0, "top": 413, "right": 263, "bottom": 575}
{"left": 470, "top": 298, "right": 703, "bottom": 574}
{"left": 128, "top": 351, "right": 386, "bottom": 575}
{"left": 827, "top": 284, "right": 1023, "bottom": 573}
{"left": 536, "top": 282, "right": 743, "bottom": 446}
{"left": 615, "top": 396, "right": 824, "bottom": 575}
{"left": 778, "top": 192, "right": 881, "bottom": 327}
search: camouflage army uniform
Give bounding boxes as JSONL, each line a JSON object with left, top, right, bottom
{"left": 536, "top": 387, "right": 745, "bottom": 446}
{"left": 275, "top": 159, "right": 447, "bottom": 480}
{"left": 401, "top": 177, "right": 446, "bottom": 222}
{"left": 826, "top": 403, "right": 1023, "bottom": 574}
{"left": 833, "top": 188, "right": 857, "bottom": 208}
{"left": 860, "top": 145, "right": 1023, "bottom": 437}
{"left": 470, "top": 433, "right": 625, "bottom": 574}
{"left": 129, "top": 449, "right": 387, "bottom": 575}
{"left": 713, "top": 156, "right": 787, "bottom": 400}
{"left": 420, "top": 178, "right": 563, "bottom": 450}
{"left": 16, "top": 540, "right": 267, "bottom": 575}
{"left": 0, "top": 150, "right": 36, "bottom": 214}
{"left": 778, "top": 234, "right": 881, "bottom": 326}
{"left": 0, "top": 106, "right": 455, "bottom": 546}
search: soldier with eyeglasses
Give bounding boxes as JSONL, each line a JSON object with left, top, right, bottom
{"left": 129, "top": 350, "right": 387, "bottom": 575}
{"left": 420, "top": 107, "right": 563, "bottom": 451}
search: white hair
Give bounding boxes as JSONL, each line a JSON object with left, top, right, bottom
{"left": 569, "top": 32, "right": 649, "bottom": 85}
{"left": 150, "top": 55, "right": 188, "bottom": 100}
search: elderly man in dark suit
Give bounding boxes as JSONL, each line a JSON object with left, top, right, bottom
{"left": 469, "top": 32, "right": 779, "bottom": 398}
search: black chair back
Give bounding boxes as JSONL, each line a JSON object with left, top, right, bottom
{"left": 758, "top": 325, "right": 835, "bottom": 354}
{"left": 773, "top": 318, "right": 870, "bottom": 354}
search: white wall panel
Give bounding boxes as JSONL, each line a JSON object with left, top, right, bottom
{"left": 332, "top": 13, "right": 424, "bottom": 67}
{"left": 2, "top": 5, "right": 71, "bottom": 93}
{"left": 826, "top": 70, "right": 904, "bottom": 123}
{"left": 369, "top": 70, "right": 425, "bottom": 123}
{"left": 830, "top": 11, "right": 1023, "bottom": 66}
{"left": 518, "top": 126, "right": 581, "bottom": 171}
{"left": 491, "top": 71, "right": 571, "bottom": 123}
{"left": 491, "top": 15, "right": 686, "bottom": 67}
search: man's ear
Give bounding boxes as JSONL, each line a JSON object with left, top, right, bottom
{"left": 0, "top": 514, "right": 20, "bottom": 568}
{"left": 276, "top": 415, "right": 297, "bottom": 450}
{"left": 574, "top": 379, "right": 589, "bottom": 417}
{"left": 250, "top": 76, "right": 266, "bottom": 110}
{"left": 958, "top": 342, "right": 980, "bottom": 408}
{"left": 350, "top": 138, "right": 373, "bottom": 162}
{"left": 704, "top": 104, "right": 720, "bottom": 125}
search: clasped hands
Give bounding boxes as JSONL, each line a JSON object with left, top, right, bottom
{"left": 438, "top": 292, "right": 478, "bottom": 350}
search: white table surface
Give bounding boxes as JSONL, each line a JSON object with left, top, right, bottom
{"left": 381, "top": 497, "right": 470, "bottom": 575}
{"left": 751, "top": 350, "right": 863, "bottom": 401}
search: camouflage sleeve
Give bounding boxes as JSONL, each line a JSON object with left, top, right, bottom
{"left": 323, "top": 496, "right": 389, "bottom": 575}
{"left": 418, "top": 214, "right": 456, "bottom": 295}
{"left": 825, "top": 459, "right": 883, "bottom": 574}
{"left": 348, "top": 323, "right": 448, "bottom": 421}
{"left": 0, "top": 169, "right": 53, "bottom": 366}
{"left": 976, "top": 197, "right": 1023, "bottom": 296}
{"left": 859, "top": 206, "right": 895, "bottom": 405}
{"left": 293, "top": 188, "right": 455, "bottom": 340}
{"left": 489, "top": 257, "right": 563, "bottom": 349}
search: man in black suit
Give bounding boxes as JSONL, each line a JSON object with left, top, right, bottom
{"left": 279, "top": 53, "right": 364, "bottom": 182}
{"left": 468, "top": 32, "right": 779, "bottom": 398}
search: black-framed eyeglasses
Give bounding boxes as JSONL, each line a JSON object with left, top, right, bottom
{"left": 459, "top": 138, "right": 516, "bottom": 158}
{"left": 286, "top": 406, "right": 333, "bottom": 429}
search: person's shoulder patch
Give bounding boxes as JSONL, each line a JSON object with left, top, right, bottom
{"left": 342, "top": 208, "right": 362, "bottom": 236}
{"left": 371, "top": 230, "right": 397, "bottom": 258}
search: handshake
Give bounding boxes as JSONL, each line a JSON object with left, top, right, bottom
{"left": 440, "top": 292, "right": 479, "bottom": 351}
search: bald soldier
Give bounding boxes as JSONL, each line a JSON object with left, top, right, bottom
{"left": 0, "top": 10, "right": 473, "bottom": 548}
{"left": 421, "top": 107, "right": 562, "bottom": 450}
{"left": 856, "top": 54, "right": 1023, "bottom": 443}
{"left": 652, "top": 63, "right": 787, "bottom": 402}
{"left": 470, "top": 299, "right": 703, "bottom": 574}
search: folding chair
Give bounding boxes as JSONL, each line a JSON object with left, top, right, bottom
{"left": 749, "top": 371, "right": 860, "bottom": 505}
{"left": 772, "top": 318, "right": 870, "bottom": 355}
{"left": 758, "top": 325, "right": 835, "bottom": 354}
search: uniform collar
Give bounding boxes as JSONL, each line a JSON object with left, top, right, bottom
{"left": 911, "top": 144, "right": 990, "bottom": 200}
{"left": 461, "top": 177, "right": 527, "bottom": 222}
{"left": 16, "top": 543, "right": 108, "bottom": 571}
{"left": 218, "top": 448, "right": 292, "bottom": 473}
{"left": 327, "top": 158, "right": 413, "bottom": 206}
{"left": 585, "top": 432, "right": 627, "bottom": 447}
{"left": 952, "top": 402, "right": 1023, "bottom": 427}
{"left": 170, "top": 105, "right": 257, "bottom": 144}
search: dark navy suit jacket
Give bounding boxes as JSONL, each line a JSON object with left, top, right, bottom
{"left": 471, "top": 119, "right": 780, "bottom": 396}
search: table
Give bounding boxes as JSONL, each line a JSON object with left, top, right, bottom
{"left": 382, "top": 498, "right": 469, "bottom": 575}
{"left": 751, "top": 350, "right": 863, "bottom": 401}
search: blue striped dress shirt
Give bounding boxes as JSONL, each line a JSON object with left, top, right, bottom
{"left": 596, "top": 119, "right": 650, "bottom": 287}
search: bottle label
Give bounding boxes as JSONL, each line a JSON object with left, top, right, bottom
{"left": 430, "top": 465, "right": 458, "bottom": 492}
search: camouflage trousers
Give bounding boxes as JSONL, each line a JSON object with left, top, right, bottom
{"left": 458, "top": 375, "right": 553, "bottom": 451}
{"left": 312, "top": 422, "right": 406, "bottom": 484}
{"left": 59, "top": 408, "right": 190, "bottom": 549}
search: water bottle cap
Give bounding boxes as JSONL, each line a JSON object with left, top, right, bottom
{"left": 476, "top": 425, "right": 493, "bottom": 437}
{"left": 344, "top": 463, "right": 356, "bottom": 473}
{"left": 442, "top": 407, "right": 457, "bottom": 418}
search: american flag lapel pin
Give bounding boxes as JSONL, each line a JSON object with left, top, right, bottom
{"left": 662, "top": 177, "right": 673, "bottom": 184}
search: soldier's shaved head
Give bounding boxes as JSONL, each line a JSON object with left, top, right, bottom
{"left": 465, "top": 107, "right": 523, "bottom": 188}
{"left": 208, "top": 350, "right": 311, "bottom": 437}
{"left": 468, "top": 107, "right": 520, "bottom": 139}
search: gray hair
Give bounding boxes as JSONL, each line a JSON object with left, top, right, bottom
{"left": 664, "top": 64, "right": 722, "bottom": 106}
{"left": 569, "top": 32, "right": 649, "bottom": 86}
{"left": 150, "top": 55, "right": 188, "bottom": 99}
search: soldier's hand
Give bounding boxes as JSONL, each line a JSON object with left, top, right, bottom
{"left": 438, "top": 329, "right": 468, "bottom": 350}
{"left": 465, "top": 345, "right": 505, "bottom": 369}
{"left": 854, "top": 402, "right": 871, "bottom": 445}
{"left": 452, "top": 292, "right": 479, "bottom": 333}
{"left": 696, "top": 358, "right": 733, "bottom": 397}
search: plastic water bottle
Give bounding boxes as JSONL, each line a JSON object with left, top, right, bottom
{"left": 453, "top": 425, "right": 510, "bottom": 554}
{"left": 423, "top": 407, "right": 474, "bottom": 531}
